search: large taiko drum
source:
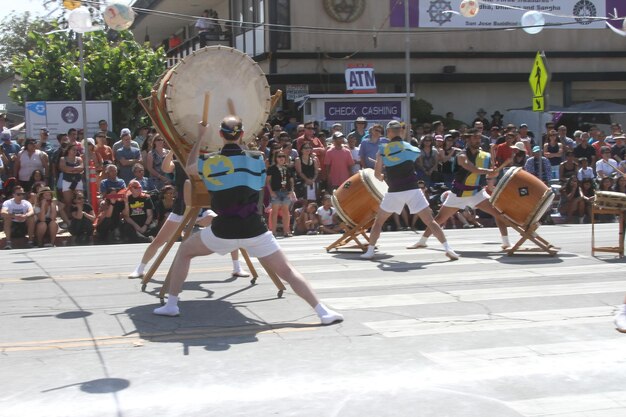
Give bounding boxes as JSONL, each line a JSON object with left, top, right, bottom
{"left": 156, "top": 46, "right": 271, "bottom": 154}
{"left": 490, "top": 167, "right": 554, "bottom": 228}
{"left": 332, "top": 169, "right": 388, "bottom": 228}
{"left": 594, "top": 191, "right": 626, "bottom": 210}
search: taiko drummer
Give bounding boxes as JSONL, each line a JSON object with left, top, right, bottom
{"left": 408, "top": 128, "right": 511, "bottom": 250}
{"left": 153, "top": 115, "right": 343, "bottom": 326}
{"left": 361, "top": 120, "right": 458, "bottom": 260}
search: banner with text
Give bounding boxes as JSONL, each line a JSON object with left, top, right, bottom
{"left": 324, "top": 101, "right": 401, "bottom": 121}
{"left": 390, "top": 0, "right": 624, "bottom": 29}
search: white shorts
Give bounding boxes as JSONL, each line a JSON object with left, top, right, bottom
{"left": 442, "top": 189, "right": 490, "bottom": 209}
{"left": 62, "top": 180, "right": 84, "bottom": 192}
{"left": 379, "top": 189, "right": 429, "bottom": 215}
{"left": 167, "top": 212, "right": 184, "bottom": 223}
{"left": 199, "top": 228, "right": 280, "bottom": 258}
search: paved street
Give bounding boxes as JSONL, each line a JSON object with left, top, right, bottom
{"left": 2, "top": 223, "right": 626, "bottom": 417}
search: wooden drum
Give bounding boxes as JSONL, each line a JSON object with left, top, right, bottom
{"left": 490, "top": 167, "right": 554, "bottom": 228}
{"left": 332, "top": 169, "right": 388, "bottom": 228}
{"left": 594, "top": 191, "right": 626, "bottom": 210}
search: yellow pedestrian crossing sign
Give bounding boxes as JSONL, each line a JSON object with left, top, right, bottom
{"left": 529, "top": 51, "right": 549, "bottom": 97}
{"left": 533, "top": 96, "right": 545, "bottom": 112}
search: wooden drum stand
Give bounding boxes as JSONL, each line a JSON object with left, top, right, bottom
{"left": 326, "top": 217, "right": 374, "bottom": 252}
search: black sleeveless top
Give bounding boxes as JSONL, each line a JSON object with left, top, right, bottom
{"left": 547, "top": 143, "right": 561, "bottom": 166}
{"left": 300, "top": 156, "right": 316, "bottom": 180}
{"left": 172, "top": 160, "right": 187, "bottom": 215}
{"left": 64, "top": 158, "right": 83, "bottom": 182}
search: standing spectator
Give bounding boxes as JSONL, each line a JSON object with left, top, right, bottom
{"left": 610, "top": 134, "right": 626, "bottom": 162}
{"left": 543, "top": 129, "right": 564, "bottom": 180}
{"left": 347, "top": 133, "right": 360, "bottom": 174}
{"left": 359, "top": 124, "right": 387, "bottom": 169}
{"left": 556, "top": 125, "right": 575, "bottom": 150}
{"left": 439, "top": 134, "right": 460, "bottom": 186}
{"left": 50, "top": 134, "right": 69, "bottom": 190}
{"left": 606, "top": 123, "right": 623, "bottom": 145}
{"left": 145, "top": 134, "right": 171, "bottom": 190}
{"left": 415, "top": 134, "right": 439, "bottom": 186}
{"left": 66, "top": 128, "right": 83, "bottom": 155}
{"left": 294, "top": 144, "right": 319, "bottom": 202}
{"left": 494, "top": 131, "right": 516, "bottom": 169}
{"left": 524, "top": 146, "right": 552, "bottom": 184}
{"left": 94, "top": 132, "right": 113, "bottom": 165}
{"left": 140, "top": 134, "right": 154, "bottom": 169}
{"left": 473, "top": 108, "right": 490, "bottom": 130}
{"left": 295, "top": 121, "right": 325, "bottom": 152}
{"left": 33, "top": 186, "right": 58, "bottom": 247}
{"left": 95, "top": 120, "right": 118, "bottom": 147}
{"left": 573, "top": 133, "right": 596, "bottom": 166}
{"left": 280, "top": 132, "right": 298, "bottom": 164}
{"left": 2, "top": 186, "right": 35, "bottom": 249}
{"left": 121, "top": 180, "right": 155, "bottom": 243}
{"left": 266, "top": 151, "right": 295, "bottom": 237}
{"left": 509, "top": 141, "right": 528, "bottom": 168}
{"left": 68, "top": 190, "right": 95, "bottom": 245}
{"left": 115, "top": 131, "right": 142, "bottom": 185}
{"left": 577, "top": 157, "right": 595, "bottom": 181}
{"left": 59, "top": 144, "right": 84, "bottom": 217}
{"left": 1, "top": 130, "right": 20, "bottom": 181}
{"left": 595, "top": 146, "right": 618, "bottom": 179}
{"left": 134, "top": 126, "right": 150, "bottom": 149}
{"left": 559, "top": 150, "right": 578, "bottom": 183}
{"left": 14, "top": 138, "right": 48, "bottom": 191}
{"left": 195, "top": 9, "right": 221, "bottom": 47}
{"left": 113, "top": 128, "right": 139, "bottom": 153}
{"left": 591, "top": 130, "right": 610, "bottom": 159}
{"left": 490, "top": 111, "right": 504, "bottom": 129}
{"left": 325, "top": 132, "right": 354, "bottom": 191}
{"left": 37, "top": 128, "right": 53, "bottom": 154}
{"left": 349, "top": 117, "right": 368, "bottom": 146}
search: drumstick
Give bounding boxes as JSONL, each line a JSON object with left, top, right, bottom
{"left": 270, "top": 90, "right": 283, "bottom": 112}
{"left": 202, "top": 92, "right": 210, "bottom": 126}
{"left": 227, "top": 98, "right": 236, "bottom": 116}
{"left": 606, "top": 159, "right": 626, "bottom": 177}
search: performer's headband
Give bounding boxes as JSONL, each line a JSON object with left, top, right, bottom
{"left": 220, "top": 122, "right": 243, "bottom": 134}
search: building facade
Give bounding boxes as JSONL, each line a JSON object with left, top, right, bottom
{"left": 131, "top": 0, "right": 626, "bottom": 126}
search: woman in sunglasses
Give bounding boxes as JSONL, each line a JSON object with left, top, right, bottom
{"left": 267, "top": 151, "right": 295, "bottom": 237}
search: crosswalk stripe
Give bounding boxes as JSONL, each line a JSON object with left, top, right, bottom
{"left": 324, "top": 281, "right": 626, "bottom": 309}
{"left": 506, "top": 391, "right": 626, "bottom": 416}
{"left": 363, "top": 306, "right": 615, "bottom": 337}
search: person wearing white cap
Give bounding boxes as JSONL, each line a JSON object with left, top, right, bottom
{"left": 361, "top": 120, "right": 458, "bottom": 261}
{"left": 408, "top": 128, "right": 511, "bottom": 250}
{"left": 349, "top": 116, "right": 368, "bottom": 146}
{"left": 112, "top": 128, "right": 139, "bottom": 153}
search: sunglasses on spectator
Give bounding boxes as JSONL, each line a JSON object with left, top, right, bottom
{"left": 16, "top": 192, "right": 25, "bottom": 196}
{"left": 374, "top": 129, "right": 383, "bottom": 133}
{"left": 305, "top": 127, "right": 314, "bottom": 130}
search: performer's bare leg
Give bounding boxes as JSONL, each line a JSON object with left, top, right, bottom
{"left": 362, "top": 207, "right": 458, "bottom": 260}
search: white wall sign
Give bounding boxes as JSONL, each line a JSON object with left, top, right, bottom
{"left": 286, "top": 84, "right": 309, "bottom": 101}
{"left": 25, "top": 100, "right": 113, "bottom": 142}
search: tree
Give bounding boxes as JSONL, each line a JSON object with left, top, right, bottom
{"left": 0, "top": 12, "right": 54, "bottom": 78}
{"left": 10, "top": 26, "right": 166, "bottom": 132}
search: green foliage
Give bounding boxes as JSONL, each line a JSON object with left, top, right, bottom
{"left": 10, "top": 27, "right": 166, "bottom": 132}
{"left": 0, "top": 12, "right": 54, "bottom": 75}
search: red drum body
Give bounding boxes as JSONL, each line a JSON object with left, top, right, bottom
{"left": 332, "top": 169, "right": 388, "bottom": 228}
{"left": 490, "top": 167, "right": 554, "bottom": 228}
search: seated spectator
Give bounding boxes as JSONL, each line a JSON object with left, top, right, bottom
{"left": 559, "top": 151, "right": 578, "bottom": 184}
{"left": 28, "top": 169, "right": 46, "bottom": 193}
{"left": 132, "top": 163, "right": 157, "bottom": 192}
{"left": 2, "top": 185, "right": 35, "bottom": 249}
{"left": 295, "top": 202, "right": 320, "bottom": 235}
{"left": 560, "top": 176, "right": 584, "bottom": 223}
{"left": 95, "top": 187, "right": 125, "bottom": 244}
{"left": 595, "top": 146, "right": 618, "bottom": 179}
{"left": 577, "top": 157, "right": 595, "bottom": 181}
{"left": 100, "top": 164, "right": 126, "bottom": 198}
{"left": 68, "top": 190, "right": 95, "bottom": 245}
{"left": 614, "top": 175, "right": 626, "bottom": 194}
{"left": 121, "top": 180, "right": 155, "bottom": 243}
{"left": 580, "top": 178, "right": 595, "bottom": 222}
{"left": 34, "top": 186, "right": 58, "bottom": 247}
{"left": 316, "top": 194, "right": 341, "bottom": 234}
{"left": 524, "top": 146, "right": 552, "bottom": 184}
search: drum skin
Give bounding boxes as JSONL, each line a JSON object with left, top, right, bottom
{"left": 332, "top": 169, "right": 388, "bottom": 228}
{"left": 594, "top": 191, "right": 626, "bottom": 210}
{"left": 162, "top": 46, "right": 270, "bottom": 152}
{"left": 490, "top": 167, "right": 554, "bottom": 228}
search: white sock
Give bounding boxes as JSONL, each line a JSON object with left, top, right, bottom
{"left": 419, "top": 235, "right": 428, "bottom": 245}
{"left": 443, "top": 241, "right": 451, "bottom": 251}
{"left": 364, "top": 245, "right": 375, "bottom": 255}
{"left": 232, "top": 260, "right": 241, "bottom": 272}
{"left": 619, "top": 304, "right": 626, "bottom": 313}
{"left": 314, "top": 303, "right": 344, "bottom": 325}
{"left": 153, "top": 295, "right": 180, "bottom": 316}
{"left": 136, "top": 263, "right": 146, "bottom": 274}
{"left": 166, "top": 295, "right": 179, "bottom": 306}
{"left": 502, "top": 235, "right": 510, "bottom": 247}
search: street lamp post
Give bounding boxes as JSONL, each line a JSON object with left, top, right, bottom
{"left": 404, "top": 0, "right": 411, "bottom": 139}
{"left": 78, "top": 33, "right": 91, "bottom": 203}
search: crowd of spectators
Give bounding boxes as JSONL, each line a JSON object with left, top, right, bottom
{"left": 1, "top": 109, "right": 625, "bottom": 248}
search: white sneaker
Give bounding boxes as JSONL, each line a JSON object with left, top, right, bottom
{"left": 406, "top": 242, "right": 427, "bottom": 249}
{"left": 128, "top": 271, "right": 144, "bottom": 279}
{"left": 153, "top": 304, "right": 180, "bottom": 317}
{"left": 615, "top": 307, "right": 626, "bottom": 333}
{"left": 232, "top": 270, "right": 251, "bottom": 278}
{"left": 360, "top": 250, "right": 375, "bottom": 260}
{"left": 320, "top": 310, "right": 344, "bottom": 325}
{"left": 445, "top": 248, "right": 460, "bottom": 261}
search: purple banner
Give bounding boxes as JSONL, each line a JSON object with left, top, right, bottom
{"left": 390, "top": 0, "right": 419, "bottom": 27}
{"left": 606, "top": 0, "right": 626, "bottom": 28}
{"left": 324, "top": 101, "right": 402, "bottom": 121}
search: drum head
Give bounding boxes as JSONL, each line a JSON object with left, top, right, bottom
{"left": 360, "top": 168, "right": 388, "bottom": 201}
{"left": 166, "top": 46, "right": 270, "bottom": 152}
